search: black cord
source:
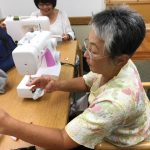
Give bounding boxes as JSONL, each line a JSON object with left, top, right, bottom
{"left": 61, "top": 62, "right": 75, "bottom": 67}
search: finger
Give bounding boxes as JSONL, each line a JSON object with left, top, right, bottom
{"left": 26, "top": 77, "right": 40, "bottom": 86}
{"left": 29, "top": 85, "right": 36, "bottom": 91}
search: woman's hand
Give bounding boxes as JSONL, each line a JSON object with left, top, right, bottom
{"left": 0, "top": 109, "right": 9, "bottom": 133}
{"left": 26, "top": 75, "right": 58, "bottom": 93}
{"left": 62, "top": 34, "right": 71, "bottom": 41}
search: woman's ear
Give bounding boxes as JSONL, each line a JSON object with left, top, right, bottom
{"left": 114, "top": 54, "right": 129, "bottom": 66}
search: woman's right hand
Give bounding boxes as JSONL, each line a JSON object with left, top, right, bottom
{"left": 26, "top": 75, "right": 57, "bottom": 93}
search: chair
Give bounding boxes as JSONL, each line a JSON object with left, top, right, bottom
{"left": 95, "top": 141, "right": 150, "bottom": 150}
{"left": 95, "top": 82, "right": 150, "bottom": 150}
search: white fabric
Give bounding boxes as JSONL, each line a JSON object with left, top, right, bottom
{"left": 0, "top": 69, "right": 7, "bottom": 93}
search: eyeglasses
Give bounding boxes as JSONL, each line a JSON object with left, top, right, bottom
{"left": 38, "top": 3, "right": 52, "bottom": 8}
{"left": 84, "top": 39, "right": 108, "bottom": 60}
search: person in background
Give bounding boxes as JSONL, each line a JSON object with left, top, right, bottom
{"left": 31, "top": 0, "right": 75, "bottom": 41}
{"left": 0, "top": 19, "right": 6, "bottom": 31}
{"left": 0, "top": 6, "right": 150, "bottom": 150}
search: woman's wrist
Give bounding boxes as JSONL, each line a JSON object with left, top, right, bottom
{"left": 0, "top": 111, "right": 12, "bottom": 134}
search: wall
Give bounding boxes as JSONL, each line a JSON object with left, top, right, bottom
{"left": 0, "top": 0, "right": 36, "bottom": 17}
{"left": 106, "top": 1, "right": 150, "bottom": 23}
{"left": 134, "top": 60, "right": 150, "bottom": 82}
{"left": 72, "top": 25, "right": 90, "bottom": 46}
{"left": 57, "top": 0, "right": 105, "bottom": 17}
{"left": 0, "top": 0, "right": 105, "bottom": 17}
{"left": 0, "top": 8, "right": 2, "bottom": 18}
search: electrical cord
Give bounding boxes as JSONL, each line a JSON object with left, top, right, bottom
{"left": 61, "top": 62, "right": 75, "bottom": 67}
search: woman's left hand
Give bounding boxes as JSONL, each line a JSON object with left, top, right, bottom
{"left": 0, "top": 108, "right": 10, "bottom": 133}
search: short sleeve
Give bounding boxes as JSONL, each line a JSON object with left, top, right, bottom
{"left": 83, "top": 72, "right": 102, "bottom": 88}
{"left": 65, "top": 100, "right": 125, "bottom": 149}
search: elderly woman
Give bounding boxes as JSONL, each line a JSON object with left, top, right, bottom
{"left": 31, "top": 0, "right": 75, "bottom": 41}
{"left": 0, "top": 6, "right": 149, "bottom": 150}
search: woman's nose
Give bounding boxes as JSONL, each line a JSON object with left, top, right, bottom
{"left": 84, "top": 50, "right": 89, "bottom": 58}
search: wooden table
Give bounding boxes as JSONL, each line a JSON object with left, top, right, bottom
{"left": 132, "top": 30, "right": 150, "bottom": 60}
{"left": 0, "top": 40, "right": 78, "bottom": 150}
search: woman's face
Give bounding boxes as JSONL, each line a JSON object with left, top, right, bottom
{"left": 84, "top": 29, "right": 114, "bottom": 75}
{"left": 38, "top": 2, "right": 54, "bottom": 16}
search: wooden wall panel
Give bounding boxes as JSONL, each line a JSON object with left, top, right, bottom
{"left": 69, "top": 16, "right": 91, "bottom": 25}
{"left": 106, "top": 0, "right": 150, "bottom": 23}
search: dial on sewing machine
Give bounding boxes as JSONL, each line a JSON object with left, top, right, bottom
{"left": 12, "top": 31, "right": 61, "bottom": 99}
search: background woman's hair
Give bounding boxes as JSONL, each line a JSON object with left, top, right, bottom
{"left": 34, "top": 0, "right": 57, "bottom": 9}
{"left": 91, "top": 5, "right": 146, "bottom": 58}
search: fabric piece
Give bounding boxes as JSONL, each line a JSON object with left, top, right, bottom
{"left": 0, "top": 69, "right": 7, "bottom": 93}
{"left": 65, "top": 60, "right": 150, "bottom": 149}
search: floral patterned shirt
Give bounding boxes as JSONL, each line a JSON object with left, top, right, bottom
{"left": 65, "top": 60, "right": 150, "bottom": 149}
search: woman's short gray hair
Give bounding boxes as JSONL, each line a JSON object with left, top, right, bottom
{"left": 91, "top": 5, "right": 146, "bottom": 58}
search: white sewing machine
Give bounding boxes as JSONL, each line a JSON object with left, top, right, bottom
{"left": 12, "top": 31, "right": 61, "bottom": 99}
{"left": 5, "top": 16, "right": 50, "bottom": 42}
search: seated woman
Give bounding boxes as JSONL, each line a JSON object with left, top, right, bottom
{"left": 0, "top": 6, "right": 150, "bottom": 150}
{"left": 31, "top": 0, "right": 75, "bottom": 41}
